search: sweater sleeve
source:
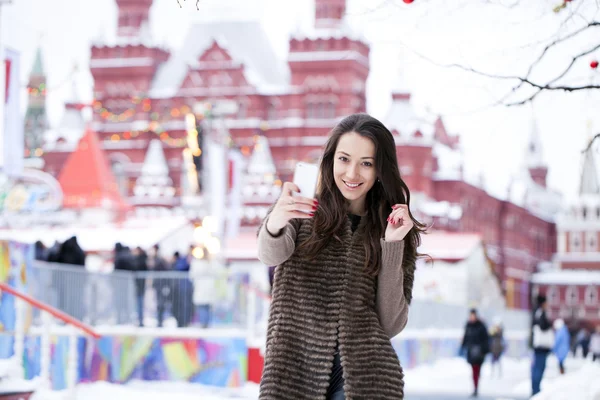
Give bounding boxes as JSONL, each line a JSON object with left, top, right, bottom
{"left": 257, "top": 217, "right": 299, "bottom": 266}
{"left": 376, "top": 239, "right": 409, "bottom": 338}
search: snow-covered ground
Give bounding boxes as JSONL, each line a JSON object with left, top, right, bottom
{"left": 532, "top": 362, "right": 600, "bottom": 400}
{"left": 3, "top": 356, "right": 596, "bottom": 400}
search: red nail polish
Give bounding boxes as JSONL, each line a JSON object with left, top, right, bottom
{"left": 309, "top": 212, "right": 315, "bottom": 217}
{"left": 312, "top": 205, "right": 317, "bottom": 210}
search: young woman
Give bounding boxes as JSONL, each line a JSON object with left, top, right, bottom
{"left": 257, "top": 113, "right": 425, "bottom": 399}
{"left": 460, "top": 309, "right": 490, "bottom": 398}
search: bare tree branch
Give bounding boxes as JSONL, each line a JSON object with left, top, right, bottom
{"left": 582, "top": 133, "right": 600, "bottom": 154}
{"left": 524, "top": 21, "right": 600, "bottom": 80}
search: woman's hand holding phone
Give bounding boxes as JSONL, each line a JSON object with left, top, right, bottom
{"left": 266, "top": 182, "right": 318, "bottom": 235}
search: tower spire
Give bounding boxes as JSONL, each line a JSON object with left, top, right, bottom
{"left": 527, "top": 112, "right": 548, "bottom": 188}
{"left": 115, "top": 0, "right": 153, "bottom": 38}
{"left": 24, "top": 46, "right": 49, "bottom": 158}
{"left": 579, "top": 135, "right": 600, "bottom": 196}
{"left": 315, "top": 0, "right": 346, "bottom": 29}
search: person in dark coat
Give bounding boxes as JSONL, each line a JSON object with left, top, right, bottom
{"left": 531, "top": 294, "right": 553, "bottom": 396}
{"left": 461, "top": 309, "right": 489, "bottom": 398}
{"left": 132, "top": 246, "right": 148, "bottom": 327}
{"left": 34, "top": 240, "right": 48, "bottom": 261}
{"left": 113, "top": 243, "right": 136, "bottom": 324}
{"left": 54, "top": 236, "right": 86, "bottom": 319}
{"left": 57, "top": 236, "right": 86, "bottom": 266}
{"left": 171, "top": 251, "right": 193, "bottom": 327}
{"left": 148, "top": 244, "right": 171, "bottom": 327}
{"left": 46, "top": 241, "right": 61, "bottom": 263}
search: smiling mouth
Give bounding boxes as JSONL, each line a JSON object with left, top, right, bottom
{"left": 343, "top": 181, "right": 363, "bottom": 189}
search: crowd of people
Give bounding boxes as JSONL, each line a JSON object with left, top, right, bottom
{"left": 33, "top": 238, "right": 220, "bottom": 329}
{"left": 459, "top": 297, "right": 600, "bottom": 398}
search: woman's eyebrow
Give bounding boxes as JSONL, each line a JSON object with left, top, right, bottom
{"left": 336, "top": 151, "right": 374, "bottom": 160}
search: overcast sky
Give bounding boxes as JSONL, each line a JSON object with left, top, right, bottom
{"left": 4, "top": 0, "right": 600, "bottom": 203}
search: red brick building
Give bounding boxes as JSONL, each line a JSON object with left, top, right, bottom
{"left": 35, "top": 0, "right": 562, "bottom": 309}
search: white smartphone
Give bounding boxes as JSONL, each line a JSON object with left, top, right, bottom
{"left": 292, "top": 162, "right": 319, "bottom": 199}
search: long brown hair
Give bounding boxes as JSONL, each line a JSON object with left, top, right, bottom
{"left": 297, "top": 113, "right": 427, "bottom": 276}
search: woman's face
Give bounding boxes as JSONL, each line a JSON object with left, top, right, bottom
{"left": 333, "top": 132, "right": 377, "bottom": 214}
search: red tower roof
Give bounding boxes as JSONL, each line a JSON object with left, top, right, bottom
{"left": 58, "top": 128, "right": 131, "bottom": 212}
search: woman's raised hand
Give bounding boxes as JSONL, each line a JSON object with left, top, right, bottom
{"left": 266, "top": 182, "right": 318, "bottom": 234}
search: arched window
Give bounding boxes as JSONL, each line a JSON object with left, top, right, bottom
{"left": 570, "top": 231, "right": 583, "bottom": 252}
{"left": 565, "top": 286, "right": 579, "bottom": 306}
{"left": 324, "top": 101, "right": 336, "bottom": 118}
{"left": 585, "top": 286, "right": 598, "bottom": 306}
{"left": 586, "top": 231, "right": 598, "bottom": 252}
{"left": 306, "top": 102, "right": 315, "bottom": 119}
{"left": 547, "top": 285, "right": 560, "bottom": 306}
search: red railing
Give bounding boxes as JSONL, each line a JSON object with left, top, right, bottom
{"left": 0, "top": 282, "right": 101, "bottom": 339}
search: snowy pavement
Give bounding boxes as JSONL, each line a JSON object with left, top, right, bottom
{"left": 4, "top": 355, "right": 596, "bottom": 400}
{"left": 404, "top": 355, "right": 589, "bottom": 400}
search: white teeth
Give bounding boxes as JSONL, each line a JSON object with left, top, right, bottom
{"left": 345, "top": 182, "right": 361, "bottom": 188}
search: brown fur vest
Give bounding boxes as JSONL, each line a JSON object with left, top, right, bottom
{"left": 259, "top": 216, "right": 413, "bottom": 400}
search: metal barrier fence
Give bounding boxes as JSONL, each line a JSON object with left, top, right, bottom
{"left": 28, "top": 261, "right": 254, "bottom": 329}
{"left": 27, "top": 261, "right": 530, "bottom": 332}
{"left": 405, "top": 300, "right": 531, "bottom": 331}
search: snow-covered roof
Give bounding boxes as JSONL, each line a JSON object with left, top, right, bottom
{"left": 418, "top": 232, "right": 482, "bottom": 261}
{"left": 418, "top": 200, "right": 463, "bottom": 220}
{"left": 384, "top": 95, "right": 433, "bottom": 138}
{"left": 507, "top": 167, "right": 563, "bottom": 221}
{"left": 432, "top": 142, "right": 463, "bottom": 179}
{"left": 150, "top": 21, "right": 289, "bottom": 98}
{"left": 531, "top": 270, "right": 600, "bottom": 285}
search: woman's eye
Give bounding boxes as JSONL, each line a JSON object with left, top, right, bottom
{"left": 339, "top": 156, "right": 348, "bottom": 162}
{"left": 363, "top": 162, "right": 373, "bottom": 167}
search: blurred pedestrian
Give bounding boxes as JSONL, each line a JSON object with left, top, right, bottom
{"left": 55, "top": 236, "right": 86, "bottom": 319}
{"left": 531, "top": 294, "right": 553, "bottom": 396}
{"left": 132, "top": 246, "right": 148, "bottom": 327}
{"left": 190, "top": 246, "right": 220, "bottom": 328}
{"left": 460, "top": 309, "right": 489, "bottom": 397}
{"left": 489, "top": 317, "right": 505, "bottom": 378}
{"left": 46, "top": 240, "right": 61, "bottom": 263}
{"left": 590, "top": 325, "right": 600, "bottom": 362}
{"left": 172, "top": 251, "right": 193, "bottom": 327}
{"left": 113, "top": 243, "right": 135, "bottom": 324}
{"left": 553, "top": 318, "right": 570, "bottom": 374}
{"left": 34, "top": 240, "right": 48, "bottom": 261}
{"left": 575, "top": 327, "right": 591, "bottom": 358}
{"left": 148, "top": 244, "right": 170, "bottom": 328}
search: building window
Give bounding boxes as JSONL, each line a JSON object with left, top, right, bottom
{"left": 570, "top": 232, "right": 583, "bottom": 252}
{"left": 566, "top": 286, "right": 579, "bottom": 306}
{"left": 586, "top": 231, "right": 598, "bottom": 252}
{"left": 585, "top": 286, "right": 598, "bottom": 306}
{"left": 267, "top": 102, "right": 277, "bottom": 120}
{"left": 547, "top": 285, "right": 559, "bottom": 306}
{"left": 306, "top": 102, "right": 315, "bottom": 119}
{"left": 324, "top": 101, "right": 335, "bottom": 118}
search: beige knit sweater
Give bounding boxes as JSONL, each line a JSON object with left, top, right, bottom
{"left": 256, "top": 215, "right": 413, "bottom": 399}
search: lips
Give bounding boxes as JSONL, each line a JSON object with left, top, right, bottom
{"left": 343, "top": 181, "right": 363, "bottom": 189}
